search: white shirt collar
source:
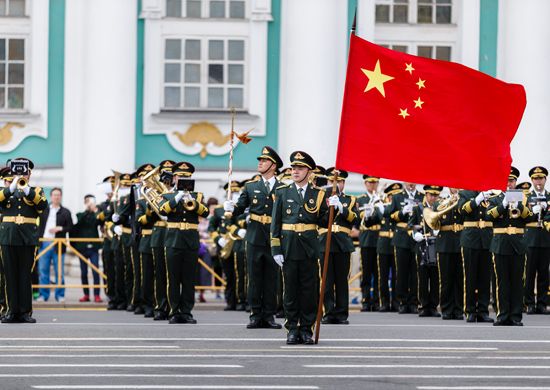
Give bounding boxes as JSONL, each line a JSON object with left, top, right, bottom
{"left": 295, "top": 183, "right": 308, "bottom": 192}
{"left": 264, "top": 176, "right": 276, "bottom": 188}
{"left": 406, "top": 189, "right": 416, "bottom": 198}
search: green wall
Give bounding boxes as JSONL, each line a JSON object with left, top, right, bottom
{"left": 479, "top": 0, "right": 498, "bottom": 76}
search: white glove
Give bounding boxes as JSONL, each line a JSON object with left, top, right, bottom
{"left": 403, "top": 204, "right": 413, "bottom": 215}
{"left": 22, "top": 185, "right": 30, "bottom": 196}
{"left": 273, "top": 254, "right": 284, "bottom": 267}
{"left": 377, "top": 203, "right": 385, "bottom": 214}
{"left": 160, "top": 215, "right": 168, "bottom": 221}
{"left": 433, "top": 229, "right": 440, "bottom": 236}
{"left": 174, "top": 191, "right": 184, "bottom": 202}
{"left": 111, "top": 213, "right": 120, "bottom": 223}
{"left": 413, "top": 232, "right": 424, "bottom": 242}
{"left": 475, "top": 192, "right": 485, "bottom": 205}
{"left": 237, "top": 229, "right": 246, "bottom": 239}
{"left": 502, "top": 197, "right": 509, "bottom": 208}
{"left": 113, "top": 225, "right": 123, "bottom": 236}
{"left": 532, "top": 204, "right": 542, "bottom": 215}
{"left": 541, "top": 202, "right": 548, "bottom": 211}
{"left": 223, "top": 200, "right": 235, "bottom": 212}
{"left": 364, "top": 207, "right": 374, "bottom": 219}
{"left": 218, "top": 237, "right": 228, "bottom": 248}
{"left": 246, "top": 214, "right": 251, "bottom": 224}
{"left": 328, "top": 195, "right": 343, "bottom": 213}
{"left": 482, "top": 191, "right": 494, "bottom": 198}
{"left": 9, "top": 177, "right": 17, "bottom": 193}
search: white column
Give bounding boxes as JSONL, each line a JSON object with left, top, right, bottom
{"left": 498, "top": 0, "right": 550, "bottom": 181}
{"left": 64, "top": 0, "right": 137, "bottom": 212}
{"left": 278, "top": 0, "right": 348, "bottom": 168}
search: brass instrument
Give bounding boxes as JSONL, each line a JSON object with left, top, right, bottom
{"left": 481, "top": 190, "right": 502, "bottom": 208}
{"left": 111, "top": 170, "right": 122, "bottom": 213}
{"left": 182, "top": 193, "right": 197, "bottom": 211}
{"left": 219, "top": 232, "right": 236, "bottom": 260}
{"left": 509, "top": 202, "right": 520, "bottom": 218}
{"left": 140, "top": 166, "right": 169, "bottom": 217}
{"left": 423, "top": 193, "right": 459, "bottom": 230}
{"left": 17, "top": 177, "right": 28, "bottom": 189}
{"left": 359, "top": 193, "right": 383, "bottom": 221}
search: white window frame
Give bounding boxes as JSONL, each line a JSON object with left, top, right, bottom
{"left": 165, "top": 0, "right": 247, "bottom": 19}
{"left": 0, "top": 0, "right": 27, "bottom": 17}
{"left": 374, "top": 0, "right": 456, "bottom": 25}
{"left": 0, "top": 36, "right": 27, "bottom": 112}
{"left": 162, "top": 36, "right": 248, "bottom": 110}
{"left": 375, "top": 0, "right": 410, "bottom": 24}
{"left": 417, "top": 0, "right": 453, "bottom": 25}
{"left": 376, "top": 41, "right": 456, "bottom": 62}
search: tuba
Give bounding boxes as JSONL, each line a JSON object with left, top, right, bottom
{"left": 140, "top": 166, "right": 169, "bottom": 217}
{"left": 219, "top": 232, "right": 236, "bottom": 260}
{"left": 423, "top": 193, "right": 459, "bottom": 230}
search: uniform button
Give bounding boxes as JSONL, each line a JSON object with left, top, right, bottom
{"left": 18, "top": 206, "right": 21, "bottom": 209}
{"left": 298, "top": 233, "right": 302, "bottom": 236}
{"left": 183, "top": 219, "right": 186, "bottom": 222}
{"left": 265, "top": 205, "right": 268, "bottom": 208}
{"left": 299, "top": 214, "right": 302, "bottom": 217}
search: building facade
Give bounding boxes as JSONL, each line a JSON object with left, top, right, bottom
{"left": 0, "top": 0, "right": 548, "bottom": 213}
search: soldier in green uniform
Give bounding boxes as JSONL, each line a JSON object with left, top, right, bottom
{"left": 96, "top": 176, "right": 116, "bottom": 309}
{"left": 486, "top": 169, "right": 531, "bottom": 326}
{"left": 270, "top": 151, "right": 334, "bottom": 345}
{"left": 224, "top": 146, "right": 284, "bottom": 329}
{"left": 134, "top": 163, "right": 156, "bottom": 317}
{"left": 356, "top": 175, "right": 381, "bottom": 312}
{"left": 523, "top": 166, "right": 550, "bottom": 314}
{"left": 150, "top": 160, "right": 174, "bottom": 320}
{"left": 388, "top": 182, "right": 423, "bottom": 314}
{"left": 410, "top": 185, "right": 442, "bottom": 318}
{"left": 209, "top": 181, "right": 244, "bottom": 311}
{"left": 159, "top": 162, "right": 209, "bottom": 324}
{"left": 0, "top": 167, "right": 11, "bottom": 320}
{"left": 319, "top": 168, "right": 357, "bottom": 325}
{"left": 434, "top": 188, "right": 464, "bottom": 320}
{"left": 457, "top": 184, "right": 496, "bottom": 323}
{"left": 0, "top": 158, "right": 47, "bottom": 323}
{"left": 374, "top": 183, "right": 402, "bottom": 312}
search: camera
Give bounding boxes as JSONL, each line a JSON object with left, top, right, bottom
{"left": 176, "top": 178, "right": 195, "bottom": 192}
{"left": 9, "top": 159, "right": 29, "bottom": 176}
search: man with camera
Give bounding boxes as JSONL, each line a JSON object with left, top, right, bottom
{"left": 0, "top": 158, "right": 48, "bottom": 323}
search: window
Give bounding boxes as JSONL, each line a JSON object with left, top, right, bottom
{"left": 0, "top": 38, "right": 25, "bottom": 110}
{"left": 418, "top": 0, "right": 452, "bottom": 24}
{"left": 163, "top": 38, "right": 246, "bottom": 110}
{"left": 417, "top": 45, "right": 451, "bottom": 60}
{"left": 375, "top": 0, "right": 408, "bottom": 23}
{"left": 0, "top": 0, "right": 25, "bottom": 17}
{"left": 378, "top": 43, "right": 409, "bottom": 53}
{"left": 166, "top": 0, "right": 245, "bottom": 19}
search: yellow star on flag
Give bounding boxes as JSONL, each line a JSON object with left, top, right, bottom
{"left": 398, "top": 108, "right": 410, "bottom": 119}
{"left": 405, "top": 63, "right": 415, "bottom": 75}
{"left": 361, "top": 60, "right": 394, "bottom": 97}
{"left": 416, "top": 78, "right": 426, "bottom": 89}
{"left": 413, "top": 97, "right": 424, "bottom": 109}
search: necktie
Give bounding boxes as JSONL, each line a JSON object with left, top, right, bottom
{"left": 265, "top": 180, "right": 270, "bottom": 192}
{"left": 298, "top": 188, "right": 304, "bottom": 201}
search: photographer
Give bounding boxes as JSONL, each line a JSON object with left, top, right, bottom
{"left": 71, "top": 194, "right": 102, "bottom": 303}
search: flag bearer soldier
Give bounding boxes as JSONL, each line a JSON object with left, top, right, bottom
{"left": 111, "top": 173, "right": 135, "bottom": 311}
{"left": 224, "top": 146, "right": 284, "bottom": 329}
{"left": 410, "top": 185, "right": 442, "bottom": 317}
{"left": 457, "top": 182, "right": 497, "bottom": 323}
{"left": 524, "top": 166, "right": 550, "bottom": 314}
{"left": 319, "top": 168, "right": 358, "bottom": 325}
{"left": 274, "top": 167, "right": 292, "bottom": 318}
{"left": 486, "top": 168, "right": 531, "bottom": 326}
{"left": 0, "top": 167, "right": 11, "bottom": 320}
{"left": 270, "top": 151, "right": 336, "bottom": 345}
{"left": 209, "top": 181, "right": 244, "bottom": 311}
{"left": 96, "top": 176, "right": 117, "bottom": 309}
{"left": 434, "top": 188, "right": 465, "bottom": 320}
{"left": 373, "top": 183, "right": 402, "bottom": 312}
{"left": 150, "top": 160, "right": 174, "bottom": 321}
{"left": 0, "top": 158, "right": 47, "bottom": 323}
{"left": 388, "top": 182, "right": 423, "bottom": 314}
{"left": 134, "top": 163, "right": 156, "bottom": 318}
{"left": 356, "top": 175, "right": 381, "bottom": 312}
{"left": 159, "top": 162, "right": 209, "bottom": 324}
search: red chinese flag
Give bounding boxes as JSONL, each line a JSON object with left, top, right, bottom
{"left": 336, "top": 34, "right": 526, "bottom": 191}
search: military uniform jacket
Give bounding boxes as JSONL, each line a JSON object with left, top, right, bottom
{"left": 96, "top": 200, "right": 114, "bottom": 252}
{"left": 0, "top": 186, "right": 48, "bottom": 246}
{"left": 116, "top": 194, "right": 136, "bottom": 247}
{"left": 434, "top": 201, "right": 463, "bottom": 254}
{"left": 159, "top": 191, "right": 209, "bottom": 250}
{"left": 270, "top": 183, "right": 329, "bottom": 260}
{"left": 135, "top": 198, "right": 156, "bottom": 254}
{"left": 486, "top": 193, "right": 530, "bottom": 256}
{"left": 233, "top": 176, "right": 279, "bottom": 246}
{"left": 71, "top": 210, "right": 101, "bottom": 252}
{"left": 207, "top": 206, "right": 244, "bottom": 250}
{"left": 458, "top": 190, "right": 493, "bottom": 250}
{"left": 409, "top": 200, "right": 437, "bottom": 255}
{"left": 524, "top": 189, "right": 550, "bottom": 248}
{"left": 356, "top": 193, "right": 381, "bottom": 248}
{"left": 388, "top": 190, "right": 424, "bottom": 250}
{"left": 319, "top": 193, "right": 357, "bottom": 253}
{"left": 375, "top": 206, "right": 395, "bottom": 256}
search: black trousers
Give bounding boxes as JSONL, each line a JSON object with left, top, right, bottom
{"left": 437, "top": 252, "right": 463, "bottom": 317}
{"left": 234, "top": 250, "right": 246, "bottom": 305}
{"left": 321, "top": 252, "right": 350, "bottom": 321}
{"left": 462, "top": 247, "right": 491, "bottom": 315}
{"left": 131, "top": 245, "right": 142, "bottom": 308}
{"left": 113, "top": 247, "right": 126, "bottom": 306}
{"left": 360, "top": 247, "right": 379, "bottom": 307}
{"left": 0, "top": 252, "right": 6, "bottom": 314}
{"left": 0, "top": 245, "right": 35, "bottom": 317}
{"left": 395, "top": 247, "right": 418, "bottom": 307}
{"left": 140, "top": 252, "right": 154, "bottom": 312}
{"left": 221, "top": 253, "right": 236, "bottom": 308}
{"left": 525, "top": 246, "right": 550, "bottom": 309}
{"left": 493, "top": 253, "right": 524, "bottom": 323}
{"left": 378, "top": 252, "right": 397, "bottom": 309}
{"left": 247, "top": 243, "right": 278, "bottom": 322}
{"left": 165, "top": 247, "right": 197, "bottom": 319}
{"left": 102, "top": 246, "right": 115, "bottom": 301}
{"left": 417, "top": 255, "right": 439, "bottom": 312}
{"left": 282, "top": 257, "right": 319, "bottom": 333}
{"left": 152, "top": 246, "right": 168, "bottom": 314}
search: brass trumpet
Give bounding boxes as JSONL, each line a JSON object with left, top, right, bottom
{"left": 17, "top": 177, "right": 28, "bottom": 189}
{"left": 423, "top": 193, "right": 459, "bottom": 230}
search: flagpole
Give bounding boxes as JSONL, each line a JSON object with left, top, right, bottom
{"left": 314, "top": 171, "right": 339, "bottom": 344}
{"left": 227, "top": 107, "right": 236, "bottom": 202}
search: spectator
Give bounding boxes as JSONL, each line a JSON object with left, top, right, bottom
{"left": 37, "top": 188, "right": 73, "bottom": 302}
{"left": 71, "top": 194, "right": 102, "bottom": 303}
